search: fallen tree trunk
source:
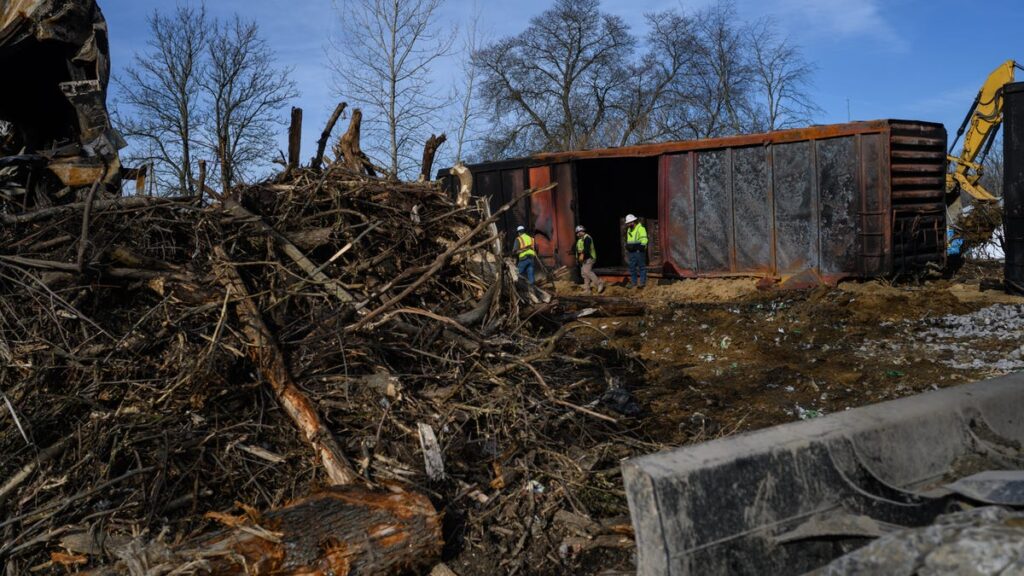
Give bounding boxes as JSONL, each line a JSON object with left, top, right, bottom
{"left": 213, "top": 245, "right": 357, "bottom": 486}
{"left": 87, "top": 487, "right": 442, "bottom": 575}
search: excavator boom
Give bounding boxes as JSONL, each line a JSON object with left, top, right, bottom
{"left": 947, "top": 59, "right": 1020, "bottom": 203}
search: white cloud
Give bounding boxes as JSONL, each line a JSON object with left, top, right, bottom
{"left": 761, "top": 0, "right": 907, "bottom": 52}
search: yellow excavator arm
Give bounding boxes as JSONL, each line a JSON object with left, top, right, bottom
{"left": 946, "top": 59, "right": 1022, "bottom": 203}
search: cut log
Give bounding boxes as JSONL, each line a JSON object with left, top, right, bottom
{"left": 87, "top": 487, "right": 442, "bottom": 576}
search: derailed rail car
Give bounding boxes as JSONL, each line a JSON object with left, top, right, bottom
{"left": 441, "top": 120, "right": 947, "bottom": 283}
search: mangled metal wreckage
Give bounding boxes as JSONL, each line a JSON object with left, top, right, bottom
{"left": 0, "top": 0, "right": 123, "bottom": 201}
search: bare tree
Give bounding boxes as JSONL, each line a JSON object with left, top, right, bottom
{"left": 684, "top": 1, "right": 757, "bottom": 139}
{"left": 116, "top": 5, "right": 208, "bottom": 195}
{"left": 203, "top": 16, "right": 297, "bottom": 194}
{"left": 329, "top": 0, "right": 453, "bottom": 179}
{"left": 474, "top": 0, "right": 635, "bottom": 156}
{"left": 472, "top": 0, "right": 818, "bottom": 158}
{"left": 452, "top": 1, "right": 484, "bottom": 163}
{"left": 609, "top": 10, "right": 699, "bottom": 146}
{"left": 748, "top": 18, "right": 820, "bottom": 131}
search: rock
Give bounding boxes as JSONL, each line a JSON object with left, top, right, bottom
{"left": 819, "top": 507, "right": 1024, "bottom": 576}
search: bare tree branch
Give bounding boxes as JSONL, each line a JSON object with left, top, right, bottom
{"left": 329, "top": 0, "right": 454, "bottom": 179}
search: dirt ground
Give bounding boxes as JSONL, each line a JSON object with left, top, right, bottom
{"left": 534, "top": 261, "right": 1024, "bottom": 575}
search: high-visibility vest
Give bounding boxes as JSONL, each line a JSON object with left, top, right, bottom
{"left": 626, "top": 223, "right": 648, "bottom": 247}
{"left": 576, "top": 234, "right": 596, "bottom": 261}
{"left": 516, "top": 234, "right": 536, "bottom": 260}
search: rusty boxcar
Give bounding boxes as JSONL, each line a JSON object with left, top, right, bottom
{"left": 441, "top": 120, "right": 948, "bottom": 283}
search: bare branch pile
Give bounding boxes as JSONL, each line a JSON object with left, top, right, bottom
{"left": 0, "top": 135, "right": 642, "bottom": 574}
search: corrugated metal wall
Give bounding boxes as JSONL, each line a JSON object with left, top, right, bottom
{"left": 445, "top": 120, "right": 947, "bottom": 281}
{"left": 659, "top": 135, "right": 871, "bottom": 279}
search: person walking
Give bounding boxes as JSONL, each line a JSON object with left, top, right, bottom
{"left": 574, "top": 225, "right": 605, "bottom": 293}
{"left": 513, "top": 225, "right": 537, "bottom": 285}
{"left": 624, "top": 214, "right": 648, "bottom": 288}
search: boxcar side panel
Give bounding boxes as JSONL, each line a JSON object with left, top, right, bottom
{"left": 773, "top": 141, "right": 817, "bottom": 274}
{"left": 660, "top": 153, "right": 697, "bottom": 275}
{"left": 695, "top": 149, "right": 732, "bottom": 273}
{"left": 818, "top": 137, "right": 860, "bottom": 275}
{"left": 732, "top": 146, "right": 772, "bottom": 273}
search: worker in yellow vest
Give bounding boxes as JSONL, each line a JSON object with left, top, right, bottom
{"left": 513, "top": 225, "right": 536, "bottom": 285}
{"left": 574, "top": 225, "right": 605, "bottom": 293}
{"left": 624, "top": 214, "right": 648, "bottom": 288}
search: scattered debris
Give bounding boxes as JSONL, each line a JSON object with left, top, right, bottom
{"left": 0, "top": 108, "right": 647, "bottom": 574}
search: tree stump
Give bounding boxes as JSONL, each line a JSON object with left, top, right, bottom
{"left": 419, "top": 133, "right": 447, "bottom": 182}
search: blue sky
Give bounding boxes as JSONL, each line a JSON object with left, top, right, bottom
{"left": 102, "top": 0, "right": 1024, "bottom": 164}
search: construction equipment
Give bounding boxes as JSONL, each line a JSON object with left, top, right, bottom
{"left": 946, "top": 60, "right": 1023, "bottom": 206}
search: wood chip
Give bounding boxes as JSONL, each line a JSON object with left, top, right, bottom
{"left": 418, "top": 422, "right": 445, "bottom": 481}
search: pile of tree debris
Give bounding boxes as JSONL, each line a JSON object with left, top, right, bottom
{"left": 0, "top": 112, "right": 644, "bottom": 575}
{"left": 956, "top": 201, "right": 1005, "bottom": 254}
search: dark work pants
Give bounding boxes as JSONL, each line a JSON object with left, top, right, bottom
{"left": 628, "top": 250, "right": 646, "bottom": 286}
{"left": 517, "top": 257, "right": 535, "bottom": 285}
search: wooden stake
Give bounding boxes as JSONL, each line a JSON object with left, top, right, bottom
{"left": 287, "top": 107, "right": 303, "bottom": 172}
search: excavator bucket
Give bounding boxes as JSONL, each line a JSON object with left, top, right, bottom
{"left": 622, "top": 373, "right": 1024, "bottom": 575}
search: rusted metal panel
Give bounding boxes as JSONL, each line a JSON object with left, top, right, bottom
{"left": 661, "top": 155, "right": 689, "bottom": 272}
{"left": 552, "top": 163, "right": 576, "bottom": 267}
{"left": 817, "top": 137, "right": 859, "bottom": 274}
{"left": 858, "top": 133, "right": 887, "bottom": 276}
{"left": 533, "top": 120, "right": 897, "bottom": 162}
{"left": 446, "top": 119, "right": 947, "bottom": 282}
{"left": 695, "top": 149, "right": 732, "bottom": 272}
{"left": 47, "top": 158, "right": 105, "bottom": 186}
{"left": 773, "top": 141, "right": 817, "bottom": 275}
{"left": 502, "top": 167, "right": 527, "bottom": 232}
{"left": 888, "top": 122, "right": 947, "bottom": 273}
{"left": 475, "top": 170, "right": 503, "bottom": 224}
{"left": 528, "top": 166, "right": 557, "bottom": 266}
{"left": 659, "top": 154, "right": 697, "bottom": 275}
{"left": 692, "top": 148, "right": 733, "bottom": 272}
{"left": 732, "top": 146, "right": 772, "bottom": 273}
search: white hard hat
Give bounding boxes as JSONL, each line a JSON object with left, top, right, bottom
{"left": 516, "top": 225, "right": 525, "bottom": 232}
{"left": 624, "top": 214, "right": 638, "bottom": 224}
{"left": 575, "top": 225, "right": 585, "bottom": 233}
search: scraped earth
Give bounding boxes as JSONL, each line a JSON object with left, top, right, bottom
{"left": 561, "top": 263, "right": 1024, "bottom": 451}
{"left": 527, "top": 262, "right": 1024, "bottom": 575}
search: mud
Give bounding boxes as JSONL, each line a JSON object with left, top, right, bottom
{"left": 559, "top": 262, "right": 1024, "bottom": 450}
